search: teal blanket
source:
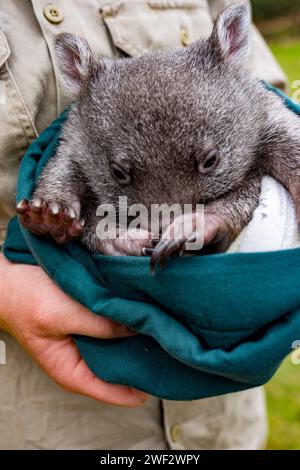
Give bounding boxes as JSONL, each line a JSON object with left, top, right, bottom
{"left": 3, "top": 86, "right": 300, "bottom": 400}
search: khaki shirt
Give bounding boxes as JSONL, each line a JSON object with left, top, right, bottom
{"left": 0, "top": 0, "right": 285, "bottom": 449}
{"left": 0, "top": 330, "right": 267, "bottom": 450}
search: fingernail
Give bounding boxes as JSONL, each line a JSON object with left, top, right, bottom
{"left": 125, "top": 327, "right": 138, "bottom": 336}
{"left": 119, "top": 325, "right": 138, "bottom": 337}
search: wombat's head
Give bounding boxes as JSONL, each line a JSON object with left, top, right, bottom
{"left": 55, "top": 4, "right": 264, "bottom": 213}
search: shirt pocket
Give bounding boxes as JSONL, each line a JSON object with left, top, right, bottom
{"left": 0, "top": 30, "right": 38, "bottom": 214}
{"left": 0, "top": 30, "right": 38, "bottom": 160}
{"left": 100, "top": 0, "right": 213, "bottom": 57}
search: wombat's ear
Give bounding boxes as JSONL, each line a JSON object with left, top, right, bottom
{"left": 210, "top": 4, "right": 251, "bottom": 66}
{"left": 55, "top": 33, "right": 94, "bottom": 95}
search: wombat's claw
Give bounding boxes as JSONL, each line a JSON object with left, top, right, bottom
{"left": 142, "top": 239, "right": 160, "bottom": 256}
{"left": 150, "top": 234, "right": 196, "bottom": 272}
{"left": 142, "top": 247, "right": 154, "bottom": 256}
{"left": 16, "top": 198, "right": 85, "bottom": 244}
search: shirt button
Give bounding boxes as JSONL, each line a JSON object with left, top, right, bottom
{"left": 180, "top": 29, "right": 191, "bottom": 47}
{"left": 170, "top": 424, "right": 182, "bottom": 443}
{"left": 44, "top": 4, "right": 64, "bottom": 24}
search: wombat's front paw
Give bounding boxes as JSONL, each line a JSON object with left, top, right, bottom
{"left": 149, "top": 212, "right": 230, "bottom": 271}
{"left": 149, "top": 234, "right": 197, "bottom": 272}
{"left": 99, "top": 228, "right": 153, "bottom": 256}
{"left": 201, "top": 212, "right": 231, "bottom": 255}
{"left": 16, "top": 197, "right": 85, "bottom": 244}
{"left": 149, "top": 212, "right": 203, "bottom": 271}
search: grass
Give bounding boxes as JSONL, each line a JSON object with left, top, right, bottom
{"left": 266, "top": 356, "right": 300, "bottom": 449}
{"left": 263, "top": 36, "right": 300, "bottom": 449}
{"left": 269, "top": 40, "right": 300, "bottom": 87}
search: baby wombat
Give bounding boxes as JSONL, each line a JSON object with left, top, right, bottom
{"left": 17, "top": 4, "right": 300, "bottom": 270}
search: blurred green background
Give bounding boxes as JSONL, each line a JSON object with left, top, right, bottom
{"left": 253, "top": 0, "right": 300, "bottom": 86}
{"left": 252, "top": 0, "right": 300, "bottom": 450}
{"left": 252, "top": 0, "right": 300, "bottom": 21}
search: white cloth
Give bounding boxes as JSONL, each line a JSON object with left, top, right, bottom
{"left": 230, "top": 176, "right": 299, "bottom": 253}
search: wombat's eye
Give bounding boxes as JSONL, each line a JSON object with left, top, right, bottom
{"left": 198, "top": 149, "right": 220, "bottom": 175}
{"left": 110, "top": 162, "right": 131, "bottom": 186}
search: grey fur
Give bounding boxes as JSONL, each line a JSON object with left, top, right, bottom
{"left": 29, "top": 4, "right": 300, "bottom": 256}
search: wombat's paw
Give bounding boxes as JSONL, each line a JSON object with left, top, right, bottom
{"left": 149, "top": 234, "right": 197, "bottom": 272}
{"left": 149, "top": 212, "right": 203, "bottom": 272}
{"left": 201, "top": 212, "right": 231, "bottom": 255}
{"left": 99, "top": 228, "right": 153, "bottom": 256}
{"left": 16, "top": 197, "right": 85, "bottom": 244}
{"left": 149, "top": 212, "right": 230, "bottom": 271}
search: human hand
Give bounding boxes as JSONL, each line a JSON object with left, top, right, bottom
{"left": 0, "top": 254, "right": 147, "bottom": 407}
